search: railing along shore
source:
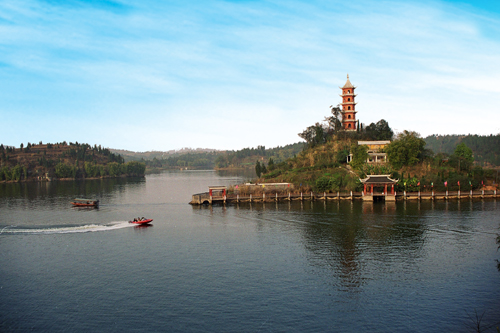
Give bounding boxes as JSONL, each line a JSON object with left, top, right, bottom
{"left": 190, "top": 189, "right": 498, "bottom": 205}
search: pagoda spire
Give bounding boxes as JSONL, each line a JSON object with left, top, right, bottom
{"left": 342, "top": 74, "right": 355, "bottom": 89}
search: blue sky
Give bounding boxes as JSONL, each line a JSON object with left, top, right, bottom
{"left": 1, "top": 0, "right": 499, "bottom": 152}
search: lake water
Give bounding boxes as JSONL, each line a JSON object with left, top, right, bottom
{"left": 1, "top": 170, "right": 499, "bottom": 332}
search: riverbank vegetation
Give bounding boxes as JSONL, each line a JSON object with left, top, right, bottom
{"left": 0, "top": 142, "right": 145, "bottom": 182}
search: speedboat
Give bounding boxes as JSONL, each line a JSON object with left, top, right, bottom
{"left": 129, "top": 218, "right": 153, "bottom": 225}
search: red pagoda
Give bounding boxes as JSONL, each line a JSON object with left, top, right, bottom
{"left": 340, "top": 74, "right": 358, "bottom": 131}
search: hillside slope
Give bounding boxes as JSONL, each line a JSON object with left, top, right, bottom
{"left": 1, "top": 142, "right": 145, "bottom": 181}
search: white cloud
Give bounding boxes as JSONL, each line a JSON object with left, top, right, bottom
{"left": 1, "top": 0, "right": 499, "bottom": 150}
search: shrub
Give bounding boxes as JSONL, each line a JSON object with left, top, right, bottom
{"left": 316, "top": 176, "right": 331, "bottom": 192}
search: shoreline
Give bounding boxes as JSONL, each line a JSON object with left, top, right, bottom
{"left": 0, "top": 174, "right": 144, "bottom": 184}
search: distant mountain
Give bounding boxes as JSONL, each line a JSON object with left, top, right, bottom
{"left": 424, "top": 134, "right": 500, "bottom": 167}
{"left": 214, "top": 143, "right": 305, "bottom": 169}
{"left": 110, "top": 148, "right": 222, "bottom": 162}
{"left": 119, "top": 143, "right": 305, "bottom": 170}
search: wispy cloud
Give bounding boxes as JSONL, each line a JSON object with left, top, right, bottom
{"left": 1, "top": 0, "right": 499, "bottom": 150}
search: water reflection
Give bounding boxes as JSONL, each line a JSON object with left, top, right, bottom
{"left": 222, "top": 200, "right": 432, "bottom": 293}
{"left": 0, "top": 177, "right": 145, "bottom": 208}
{"left": 133, "top": 224, "right": 153, "bottom": 231}
{"left": 216, "top": 169, "right": 256, "bottom": 179}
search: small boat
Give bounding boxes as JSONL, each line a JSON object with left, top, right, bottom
{"left": 71, "top": 198, "right": 99, "bottom": 208}
{"left": 129, "top": 218, "right": 153, "bottom": 225}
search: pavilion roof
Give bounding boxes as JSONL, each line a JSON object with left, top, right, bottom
{"left": 208, "top": 186, "right": 227, "bottom": 190}
{"left": 357, "top": 140, "right": 391, "bottom": 145}
{"left": 360, "top": 175, "right": 398, "bottom": 184}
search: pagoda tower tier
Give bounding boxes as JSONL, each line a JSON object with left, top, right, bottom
{"left": 339, "top": 74, "right": 358, "bottom": 131}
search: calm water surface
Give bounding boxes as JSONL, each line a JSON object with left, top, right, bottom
{"left": 1, "top": 170, "right": 499, "bottom": 332}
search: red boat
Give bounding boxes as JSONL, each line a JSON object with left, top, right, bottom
{"left": 71, "top": 198, "right": 99, "bottom": 208}
{"left": 129, "top": 218, "right": 153, "bottom": 225}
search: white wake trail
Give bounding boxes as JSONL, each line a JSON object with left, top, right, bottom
{"left": 0, "top": 221, "right": 134, "bottom": 234}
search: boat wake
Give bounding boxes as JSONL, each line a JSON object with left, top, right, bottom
{"left": 0, "top": 221, "right": 134, "bottom": 235}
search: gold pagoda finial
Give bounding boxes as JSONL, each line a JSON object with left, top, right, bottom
{"left": 347, "top": 74, "right": 349, "bottom": 79}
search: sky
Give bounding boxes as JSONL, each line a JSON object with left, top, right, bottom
{"left": 1, "top": 0, "right": 499, "bottom": 152}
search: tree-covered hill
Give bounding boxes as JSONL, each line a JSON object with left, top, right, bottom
{"left": 256, "top": 104, "right": 499, "bottom": 192}
{"left": 141, "top": 143, "right": 305, "bottom": 170}
{"left": 260, "top": 131, "right": 498, "bottom": 193}
{"left": 145, "top": 151, "right": 222, "bottom": 169}
{"left": 110, "top": 147, "right": 221, "bottom": 163}
{"left": 257, "top": 138, "right": 361, "bottom": 191}
{"left": 214, "top": 143, "right": 305, "bottom": 169}
{"left": 0, "top": 141, "right": 145, "bottom": 182}
{"left": 424, "top": 134, "right": 500, "bottom": 167}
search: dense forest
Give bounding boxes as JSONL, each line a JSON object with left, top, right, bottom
{"left": 145, "top": 151, "right": 221, "bottom": 169}
{"left": 142, "top": 143, "right": 304, "bottom": 170}
{"left": 424, "top": 134, "right": 500, "bottom": 167}
{"left": 0, "top": 141, "right": 145, "bottom": 182}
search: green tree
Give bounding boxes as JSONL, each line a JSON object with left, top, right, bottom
{"left": 298, "top": 123, "right": 326, "bottom": 148}
{"left": 374, "top": 119, "right": 393, "bottom": 140}
{"left": 453, "top": 142, "right": 474, "bottom": 172}
{"left": 10, "top": 165, "right": 22, "bottom": 181}
{"left": 85, "top": 162, "right": 103, "bottom": 178}
{"left": 325, "top": 105, "right": 342, "bottom": 134}
{"left": 364, "top": 119, "right": 393, "bottom": 140}
{"left": 99, "top": 165, "right": 107, "bottom": 177}
{"left": 107, "top": 162, "right": 122, "bottom": 177}
{"left": 1, "top": 166, "right": 11, "bottom": 181}
{"left": 350, "top": 144, "right": 369, "bottom": 169}
{"left": 55, "top": 163, "right": 74, "bottom": 178}
{"left": 214, "top": 155, "right": 228, "bottom": 168}
{"left": 336, "top": 149, "right": 349, "bottom": 164}
{"left": 126, "top": 161, "right": 146, "bottom": 176}
{"left": 255, "top": 161, "right": 262, "bottom": 178}
{"left": 267, "top": 157, "right": 275, "bottom": 171}
{"left": 385, "top": 130, "right": 426, "bottom": 169}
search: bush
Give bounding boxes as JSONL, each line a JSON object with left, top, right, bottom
{"left": 263, "top": 169, "right": 282, "bottom": 179}
{"left": 316, "top": 176, "right": 331, "bottom": 192}
{"left": 315, "top": 173, "right": 346, "bottom": 192}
